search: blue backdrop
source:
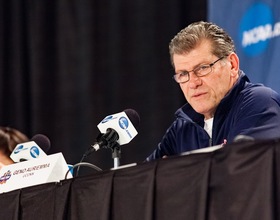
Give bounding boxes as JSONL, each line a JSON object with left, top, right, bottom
{"left": 208, "top": 0, "right": 280, "bottom": 94}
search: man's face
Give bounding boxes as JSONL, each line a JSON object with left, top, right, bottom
{"left": 173, "top": 40, "right": 239, "bottom": 119}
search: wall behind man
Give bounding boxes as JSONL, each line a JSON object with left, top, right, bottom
{"left": 0, "top": 0, "right": 206, "bottom": 171}
{"left": 208, "top": 0, "right": 280, "bottom": 94}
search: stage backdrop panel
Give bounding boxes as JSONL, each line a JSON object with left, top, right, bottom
{"left": 208, "top": 0, "right": 280, "bottom": 94}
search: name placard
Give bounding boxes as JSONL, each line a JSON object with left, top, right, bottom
{"left": 0, "top": 153, "right": 72, "bottom": 193}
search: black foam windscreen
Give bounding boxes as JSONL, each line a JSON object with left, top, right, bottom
{"left": 31, "top": 134, "right": 51, "bottom": 153}
{"left": 124, "top": 109, "right": 140, "bottom": 128}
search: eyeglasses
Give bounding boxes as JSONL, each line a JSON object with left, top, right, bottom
{"left": 172, "top": 56, "right": 224, "bottom": 83}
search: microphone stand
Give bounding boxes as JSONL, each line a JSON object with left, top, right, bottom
{"left": 110, "top": 142, "right": 121, "bottom": 169}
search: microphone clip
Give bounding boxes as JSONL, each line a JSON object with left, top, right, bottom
{"left": 97, "top": 128, "right": 119, "bottom": 150}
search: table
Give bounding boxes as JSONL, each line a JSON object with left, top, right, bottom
{"left": 0, "top": 138, "right": 279, "bottom": 220}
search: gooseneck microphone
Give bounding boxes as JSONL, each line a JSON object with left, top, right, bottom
{"left": 233, "top": 135, "right": 255, "bottom": 143}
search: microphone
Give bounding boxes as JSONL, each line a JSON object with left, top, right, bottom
{"left": 10, "top": 134, "right": 51, "bottom": 162}
{"left": 233, "top": 135, "right": 255, "bottom": 143}
{"left": 30, "top": 134, "right": 51, "bottom": 153}
{"left": 92, "top": 109, "right": 140, "bottom": 151}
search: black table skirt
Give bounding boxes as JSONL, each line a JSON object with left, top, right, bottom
{"left": 0, "top": 139, "right": 279, "bottom": 220}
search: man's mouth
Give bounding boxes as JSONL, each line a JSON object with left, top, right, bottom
{"left": 192, "top": 92, "right": 207, "bottom": 98}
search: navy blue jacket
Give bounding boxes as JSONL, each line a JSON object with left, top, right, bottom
{"left": 146, "top": 71, "right": 280, "bottom": 161}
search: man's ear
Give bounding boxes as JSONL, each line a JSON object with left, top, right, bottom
{"left": 228, "top": 52, "right": 239, "bottom": 76}
{"left": 227, "top": 52, "right": 239, "bottom": 77}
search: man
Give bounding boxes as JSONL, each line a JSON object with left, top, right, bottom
{"left": 146, "top": 21, "right": 280, "bottom": 161}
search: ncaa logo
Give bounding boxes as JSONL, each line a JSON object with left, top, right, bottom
{"left": 14, "top": 145, "right": 24, "bottom": 154}
{"left": 239, "top": 2, "right": 275, "bottom": 56}
{"left": 119, "top": 117, "right": 129, "bottom": 130}
{"left": 101, "top": 115, "right": 113, "bottom": 123}
{"left": 30, "top": 146, "right": 40, "bottom": 158}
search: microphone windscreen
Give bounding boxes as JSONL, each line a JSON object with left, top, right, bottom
{"left": 124, "top": 109, "right": 140, "bottom": 128}
{"left": 31, "top": 134, "right": 51, "bottom": 153}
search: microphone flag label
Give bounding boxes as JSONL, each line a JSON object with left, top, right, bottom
{"left": 10, "top": 141, "right": 47, "bottom": 162}
{"left": 13, "top": 144, "right": 40, "bottom": 158}
{"left": 97, "top": 111, "right": 138, "bottom": 145}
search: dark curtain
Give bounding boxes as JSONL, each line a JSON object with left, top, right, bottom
{"left": 0, "top": 1, "right": 206, "bottom": 170}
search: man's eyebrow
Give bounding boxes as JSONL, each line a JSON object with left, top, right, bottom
{"left": 177, "top": 61, "right": 207, "bottom": 73}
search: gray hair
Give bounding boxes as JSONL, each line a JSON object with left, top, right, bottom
{"left": 169, "top": 21, "right": 236, "bottom": 67}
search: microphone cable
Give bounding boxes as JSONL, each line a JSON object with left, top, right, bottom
{"left": 64, "top": 162, "right": 102, "bottom": 180}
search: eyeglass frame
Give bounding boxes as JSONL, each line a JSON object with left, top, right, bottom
{"left": 172, "top": 56, "right": 225, "bottom": 83}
